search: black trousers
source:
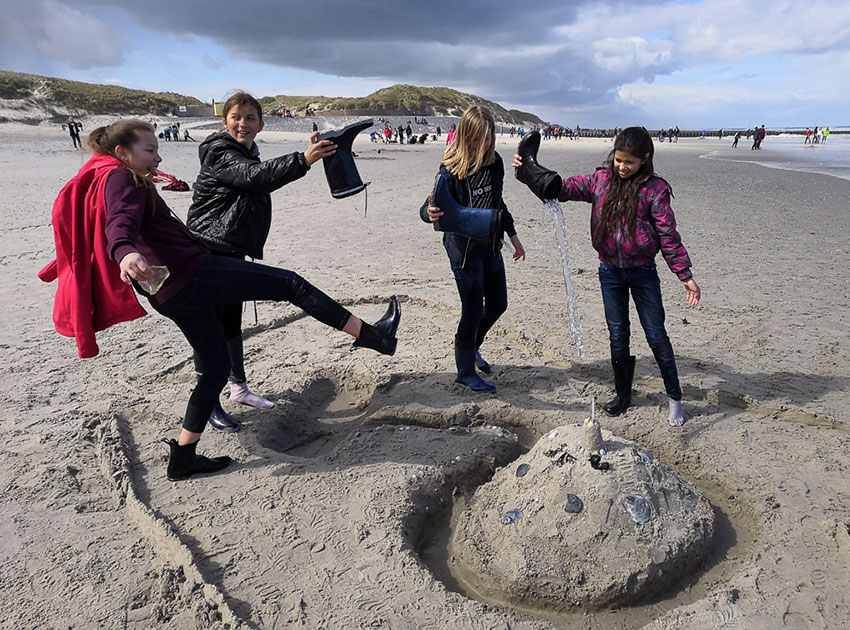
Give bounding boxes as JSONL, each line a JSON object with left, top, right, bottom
{"left": 153, "top": 255, "right": 351, "bottom": 433}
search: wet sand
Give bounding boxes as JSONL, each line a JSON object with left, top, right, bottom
{"left": 1, "top": 122, "right": 849, "bottom": 629}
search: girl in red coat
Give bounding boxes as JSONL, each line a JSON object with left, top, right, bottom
{"left": 51, "top": 120, "right": 400, "bottom": 481}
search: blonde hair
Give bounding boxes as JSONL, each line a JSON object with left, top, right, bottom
{"left": 86, "top": 119, "right": 158, "bottom": 205}
{"left": 441, "top": 105, "right": 495, "bottom": 178}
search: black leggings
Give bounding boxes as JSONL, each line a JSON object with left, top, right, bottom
{"left": 450, "top": 245, "right": 508, "bottom": 351}
{"left": 192, "top": 250, "right": 248, "bottom": 384}
{"left": 153, "top": 255, "right": 351, "bottom": 433}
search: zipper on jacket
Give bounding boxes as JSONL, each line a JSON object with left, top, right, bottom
{"left": 462, "top": 178, "right": 475, "bottom": 269}
{"left": 616, "top": 223, "right": 624, "bottom": 268}
{"left": 461, "top": 238, "right": 471, "bottom": 269}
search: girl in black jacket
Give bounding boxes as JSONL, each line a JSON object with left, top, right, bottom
{"left": 422, "top": 105, "right": 525, "bottom": 392}
{"left": 186, "top": 92, "right": 335, "bottom": 431}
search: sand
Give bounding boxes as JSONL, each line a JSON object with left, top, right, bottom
{"left": 2, "top": 121, "right": 850, "bottom": 629}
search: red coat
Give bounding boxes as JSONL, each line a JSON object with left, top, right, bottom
{"left": 38, "top": 154, "right": 146, "bottom": 358}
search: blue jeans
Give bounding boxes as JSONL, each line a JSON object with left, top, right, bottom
{"left": 152, "top": 255, "right": 351, "bottom": 433}
{"left": 598, "top": 261, "right": 682, "bottom": 400}
{"left": 451, "top": 245, "right": 507, "bottom": 351}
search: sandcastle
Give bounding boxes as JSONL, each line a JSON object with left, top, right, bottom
{"left": 449, "top": 415, "right": 715, "bottom": 610}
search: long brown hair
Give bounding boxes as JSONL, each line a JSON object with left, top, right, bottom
{"left": 599, "top": 126, "right": 655, "bottom": 234}
{"left": 87, "top": 120, "right": 159, "bottom": 205}
{"left": 441, "top": 105, "right": 495, "bottom": 178}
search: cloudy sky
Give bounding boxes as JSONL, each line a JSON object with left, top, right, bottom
{"left": 1, "top": 0, "right": 848, "bottom": 128}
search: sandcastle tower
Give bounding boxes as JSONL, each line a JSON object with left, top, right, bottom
{"left": 580, "top": 397, "right": 605, "bottom": 454}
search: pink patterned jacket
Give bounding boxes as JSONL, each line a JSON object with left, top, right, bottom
{"left": 558, "top": 168, "right": 693, "bottom": 281}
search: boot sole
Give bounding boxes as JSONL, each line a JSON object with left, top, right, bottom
{"left": 208, "top": 423, "right": 240, "bottom": 433}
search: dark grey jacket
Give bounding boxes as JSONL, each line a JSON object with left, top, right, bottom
{"left": 187, "top": 131, "right": 310, "bottom": 259}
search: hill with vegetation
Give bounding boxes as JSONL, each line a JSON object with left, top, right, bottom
{"left": 259, "top": 84, "right": 546, "bottom": 126}
{"left": 0, "top": 70, "right": 204, "bottom": 122}
{"left": 0, "top": 71, "right": 546, "bottom": 126}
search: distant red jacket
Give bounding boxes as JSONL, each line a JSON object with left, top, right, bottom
{"left": 38, "top": 154, "right": 146, "bottom": 358}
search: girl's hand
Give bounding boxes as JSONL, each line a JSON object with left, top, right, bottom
{"left": 119, "top": 252, "right": 154, "bottom": 285}
{"left": 426, "top": 194, "right": 443, "bottom": 223}
{"left": 683, "top": 278, "right": 701, "bottom": 306}
{"left": 304, "top": 131, "right": 337, "bottom": 166}
{"left": 512, "top": 154, "right": 523, "bottom": 168}
{"left": 510, "top": 234, "right": 526, "bottom": 261}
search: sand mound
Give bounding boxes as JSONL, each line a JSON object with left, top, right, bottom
{"left": 450, "top": 423, "right": 715, "bottom": 610}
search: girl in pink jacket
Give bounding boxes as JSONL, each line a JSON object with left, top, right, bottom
{"left": 515, "top": 126, "right": 700, "bottom": 426}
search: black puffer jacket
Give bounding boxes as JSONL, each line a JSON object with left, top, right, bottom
{"left": 187, "top": 131, "right": 310, "bottom": 259}
{"left": 419, "top": 153, "right": 517, "bottom": 267}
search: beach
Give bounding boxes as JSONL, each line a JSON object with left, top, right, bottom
{"left": 1, "top": 121, "right": 849, "bottom": 629}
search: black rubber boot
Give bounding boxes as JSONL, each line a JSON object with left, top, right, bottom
{"left": 352, "top": 296, "right": 401, "bottom": 355}
{"left": 208, "top": 402, "right": 240, "bottom": 433}
{"left": 318, "top": 119, "right": 374, "bottom": 198}
{"left": 431, "top": 173, "right": 503, "bottom": 242}
{"left": 455, "top": 344, "right": 496, "bottom": 392}
{"left": 474, "top": 350, "right": 492, "bottom": 374}
{"left": 164, "top": 439, "right": 232, "bottom": 481}
{"left": 603, "top": 355, "right": 636, "bottom": 416}
{"left": 515, "top": 130, "right": 563, "bottom": 201}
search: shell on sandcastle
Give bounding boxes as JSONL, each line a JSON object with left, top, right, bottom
{"left": 564, "top": 493, "right": 584, "bottom": 514}
{"left": 449, "top": 423, "right": 715, "bottom": 611}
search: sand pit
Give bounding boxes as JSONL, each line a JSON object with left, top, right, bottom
{"left": 2, "top": 122, "right": 850, "bottom": 628}
{"left": 450, "top": 423, "right": 715, "bottom": 610}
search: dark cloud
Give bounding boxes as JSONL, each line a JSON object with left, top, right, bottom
{"left": 71, "top": 0, "right": 615, "bottom": 111}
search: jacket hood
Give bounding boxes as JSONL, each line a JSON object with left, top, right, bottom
{"left": 81, "top": 153, "right": 124, "bottom": 177}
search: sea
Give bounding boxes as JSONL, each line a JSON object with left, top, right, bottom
{"left": 700, "top": 129, "right": 850, "bottom": 182}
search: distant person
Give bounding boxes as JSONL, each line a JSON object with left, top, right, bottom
{"left": 822, "top": 127, "right": 829, "bottom": 144}
{"left": 812, "top": 126, "right": 819, "bottom": 144}
{"left": 64, "top": 117, "right": 83, "bottom": 149}
{"left": 436, "top": 126, "right": 441, "bottom": 137}
{"left": 513, "top": 126, "right": 700, "bottom": 426}
{"left": 718, "top": 129, "right": 723, "bottom": 139}
{"left": 185, "top": 91, "right": 345, "bottom": 432}
{"left": 446, "top": 123, "right": 457, "bottom": 145}
{"left": 312, "top": 122, "right": 318, "bottom": 133}
{"left": 183, "top": 129, "right": 195, "bottom": 141}
{"left": 398, "top": 125, "right": 405, "bottom": 144}
{"left": 804, "top": 128, "right": 812, "bottom": 144}
{"left": 700, "top": 130, "right": 706, "bottom": 140}
{"left": 753, "top": 124, "right": 765, "bottom": 150}
{"left": 732, "top": 131, "right": 741, "bottom": 148}
{"left": 406, "top": 124, "right": 412, "bottom": 143}
{"left": 44, "top": 119, "right": 400, "bottom": 480}
{"left": 421, "top": 105, "right": 525, "bottom": 392}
